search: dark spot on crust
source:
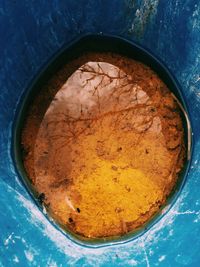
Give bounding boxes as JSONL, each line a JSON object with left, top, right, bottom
{"left": 77, "top": 208, "right": 80, "bottom": 213}
{"left": 68, "top": 217, "right": 73, "bottom": 223}
{"left": 111, "top": 165, "right": 118, "bottom": 171}
{"left": 38, "top": 193, "right": 45, "bottom": 204}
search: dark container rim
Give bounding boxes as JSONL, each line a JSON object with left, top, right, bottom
{"left": 11, "top": 33, "right": 193, "bottom": 248}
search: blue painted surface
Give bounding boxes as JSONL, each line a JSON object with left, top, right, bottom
{"left": 0, "top": 1, "right": 200, "bottom": 266}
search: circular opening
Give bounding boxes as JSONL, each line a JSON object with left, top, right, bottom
{"left": 13, "top": 35, "right": 192, "bottom": 247}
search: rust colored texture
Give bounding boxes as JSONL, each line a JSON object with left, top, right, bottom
{"left": 21, "top": 53, "right": 185, "bottom": 238}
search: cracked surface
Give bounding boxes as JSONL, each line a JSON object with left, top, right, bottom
{"left": 21, "top": 53, "right": 186, "bottom": 238}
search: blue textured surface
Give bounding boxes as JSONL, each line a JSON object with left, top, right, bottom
{"left": 0, "top": 1, "right": 200, "bottom": 266}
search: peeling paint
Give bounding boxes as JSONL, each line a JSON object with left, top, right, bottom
{"left": 128, "top": 0, "right": 159, "bottom": 38}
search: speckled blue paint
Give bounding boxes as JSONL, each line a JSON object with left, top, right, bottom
{"left": 0, "top": 1, "right": 200, "bottom": 266}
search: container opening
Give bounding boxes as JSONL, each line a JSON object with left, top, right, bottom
{"left": 13, "top": 35, "right": 192, "bottom": 247}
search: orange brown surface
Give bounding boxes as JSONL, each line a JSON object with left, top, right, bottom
{"left": 21, "top": 53, "right": 185, "bottom": 238}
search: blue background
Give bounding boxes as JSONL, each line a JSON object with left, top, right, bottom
{"left": 0, "top": 1, "right": 200, "bottom": 266}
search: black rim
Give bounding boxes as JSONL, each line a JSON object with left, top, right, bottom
{"left": 11, "top": 34, "right": 193, "bottom": 248}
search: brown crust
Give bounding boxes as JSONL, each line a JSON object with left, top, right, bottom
{"left": 21, "top": 52, "right": 186, "bottom": 238}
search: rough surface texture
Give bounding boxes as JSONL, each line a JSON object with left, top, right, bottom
{"left": 22, "top": 53, "right": 185, "bottom": 238}
{"left": 0, "top": 1, "right": 200, "bottom": 266}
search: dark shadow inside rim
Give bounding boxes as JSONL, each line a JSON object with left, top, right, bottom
{"left": 12, "top": 34, "right": 193, "bottom": 248}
